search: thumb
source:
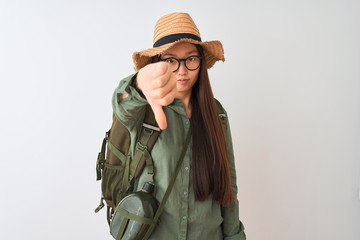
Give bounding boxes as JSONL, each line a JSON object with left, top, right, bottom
{"left": 148, "top": 100, "right": 167, "bottom": 130}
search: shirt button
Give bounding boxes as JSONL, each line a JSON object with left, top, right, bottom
{"left": 184, "top": 191, "right": 187, "bottom": 195}
{"left": 185, "top": 120, "right": 189, "bottom": 125}
{"left": 184, "top": 167, "right": 189, "bottom": 171}
{"left": 183, "top": 215, "right": 187, "bottom": 220}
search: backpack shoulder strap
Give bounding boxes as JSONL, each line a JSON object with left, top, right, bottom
{"left": 129, "top": 104, "right": 161, "bottom": 184}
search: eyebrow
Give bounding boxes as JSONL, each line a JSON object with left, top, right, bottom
{"left": 162, "top": 50, "right": 199, "bottom": 58}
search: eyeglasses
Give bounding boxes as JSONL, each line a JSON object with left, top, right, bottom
{"left": 159, "top": 56, "right": 202, "bottom": 72}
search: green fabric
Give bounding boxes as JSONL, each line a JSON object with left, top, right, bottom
{"left": 96, "top": 131, "right": 108, "bottom": 181}
{"left": 143, "top": 149, "right": 154, "bottom": 182}
{"left": 112, "top": 73, "right": 246, "bottom": 240}
{"left": 116, "top": 217, "right": 129, "bottom": 240}
{"left": 130, "top": 106, "right": 160, "bottom": 181}
{"left": 130, "top": 129, "right": 152, "bottom": 181}
{"left": 143, "top": 128, "right": 192, "bottom": 240}
{"left": 116, "top": 207, "right": 154, "bottom": 225}
{"left": 120, "top": 153, "right": 131, "bottom": 197}
{"left": 107, "top": 139, "right": 127, "bottom": 164}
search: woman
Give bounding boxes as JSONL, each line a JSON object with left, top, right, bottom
{"left": 112, "top": 12, "right": 246, "bottom": 239}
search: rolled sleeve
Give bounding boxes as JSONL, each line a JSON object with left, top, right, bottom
{"left": 112, "top": 73, "right": 148, "bottom": 132}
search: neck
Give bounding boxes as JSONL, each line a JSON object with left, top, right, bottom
{"left": 177, "top": 91, "right": 192, "bottom": 118}
{"left": 182, "top": 98, "right": 191, "bottom": 118}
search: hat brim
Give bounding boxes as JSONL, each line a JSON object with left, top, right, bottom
{"left": 132, "top": 39, "right": 225, "bottom": 71}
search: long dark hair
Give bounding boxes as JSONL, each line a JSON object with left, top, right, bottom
{"left": 153, "top": 45, "right": 235, "bottom": 206}
{"left": 190, "top": 45, "right": 234, "bottom": 206}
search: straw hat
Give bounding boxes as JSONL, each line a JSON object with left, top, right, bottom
{"left": 132, "top": 12, "right": 225, "bottom": 71}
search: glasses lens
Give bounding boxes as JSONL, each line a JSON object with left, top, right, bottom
{"left": 185, "top": 56, "right": 201, "bottom": 70}
{"left": 164, "top": 58, "right": 179, "bottom": 72}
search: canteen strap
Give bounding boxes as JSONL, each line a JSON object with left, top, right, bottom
{"left": 142, "top": 127, "right": 192, "bottom": 240}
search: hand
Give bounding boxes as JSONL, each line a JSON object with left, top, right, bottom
{"left": 136, "top": 62, "right": 177, "bottom": 130}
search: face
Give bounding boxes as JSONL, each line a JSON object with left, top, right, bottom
{"left": 161, "top": 42, "right": 201, "bottom": 101}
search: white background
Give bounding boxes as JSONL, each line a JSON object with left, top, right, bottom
{"left": 0, "top": 0, "right": 359, "bottom": 239}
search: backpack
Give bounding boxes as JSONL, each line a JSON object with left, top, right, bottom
{"left": 95, "top": 105, "right": 161, "bottom": 224}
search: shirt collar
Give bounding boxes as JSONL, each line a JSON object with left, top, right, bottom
{"left": 166, "top": 98, "right": 188, "bottom": 117}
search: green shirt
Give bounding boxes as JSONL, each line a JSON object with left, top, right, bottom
{"left": 112, "top": 73, "right": 246, "bottom": 240}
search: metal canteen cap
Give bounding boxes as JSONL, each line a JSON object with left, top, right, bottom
{"left": 142, "top": 182, "right": 155, "bottom": 194}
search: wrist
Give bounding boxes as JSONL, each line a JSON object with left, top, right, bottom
{"left": 132, "top": 74, "right": 145, "bottom": 98}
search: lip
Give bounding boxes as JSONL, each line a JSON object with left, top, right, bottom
{"left": 177, "top": 79, "right": 189, "bottom": 84}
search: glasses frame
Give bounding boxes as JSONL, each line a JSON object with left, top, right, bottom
{"left": 159, "top": 55, "right": 202, "bottom": 72}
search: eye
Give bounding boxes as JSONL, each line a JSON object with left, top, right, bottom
{"left": 187, "top": 56, "right": 200, "bottom": 62}
{"left": 165, "top": 58, "right": 176, "bottom": 64}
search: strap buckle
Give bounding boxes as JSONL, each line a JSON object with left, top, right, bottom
{"left": 136, "top": 142, "right": 147, "bottom": 152}
{"left": 94, "top": 197, "right": 105, "bottom": 213}
{"left": 96, "top": 153, "right": 105, "bottom": 181}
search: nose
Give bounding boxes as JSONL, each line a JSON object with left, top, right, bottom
{"left": 177, "top": 61, "right": 188, "bottom": 74}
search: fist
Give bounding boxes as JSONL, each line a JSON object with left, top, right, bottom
{"left": 136, "top": 62, "right": 177, "bottom": 130}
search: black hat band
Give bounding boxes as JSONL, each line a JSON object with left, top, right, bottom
{"left": 153, "top": 33, "right": 202, "bottom": 48}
